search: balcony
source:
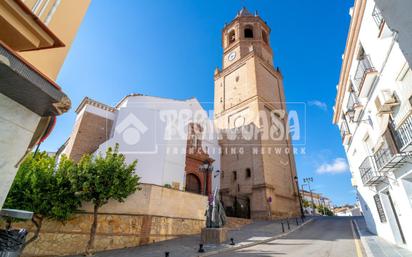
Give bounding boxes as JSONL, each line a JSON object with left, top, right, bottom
{"left": 372, "top": 5, "right": 393, "bottom": 38}
{"left": 392, "top": 113, "right": 412, "bottom": 152}
{"left": 372, "top": 129, "right": 409, "bottom": 173}
{"left": 359, "top": 156, "right": 385, "bottom": 186}
{"left": 0, "top": 0, "right": 64, "bottom": 51}
{"left": 346, "top": 92, "right": 363, "bottom": 122}
{"left": 359, "top": 128, "right": 412, "bottom": 186}
{"left": 372, "top": 5, "right": 384, "bottom": 32}
{"left": 340, "top": 120, "right": 352, "bottom": 145}
{"left": 353, "top": 55, "right": 377, "bottom": 97}
{"left": 373, "top": 136, "right": 397, "bottom": 173}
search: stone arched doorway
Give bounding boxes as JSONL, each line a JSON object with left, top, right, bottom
{"left": 185, "top": 174, "right": 201, "bottom": 194}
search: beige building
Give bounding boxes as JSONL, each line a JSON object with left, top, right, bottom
{"left": 214, "top": 8, "right": 300, "bottom": 219}
{"left": 0, "top": 0, "right": 91, "bottom": 208}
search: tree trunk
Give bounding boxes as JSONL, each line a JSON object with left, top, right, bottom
{"left": 85, "top": 204, "right": 99, "bottom": 256}
{"left": 23, "top": 215, "right": 43, "bottom": 249}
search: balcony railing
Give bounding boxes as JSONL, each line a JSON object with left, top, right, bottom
{"left": 372, "top": 128, "right": 409, "bottom": 173}
{"left": 340, "top": 120, "right": 351, "bottom": 144}
{"left": 373, "top": 141, "right": 396, "bottom": 172}
{"left": 359, "top": 156, "right": 385, "bottom": 186}
{"left": 346, "top": 92, "right": 363, "bottom": 122}
{"left": 392, "top": 114, "right": 412, "bottom": 151}
{"left": 359, "top": 127, "right": 412, "bottom": 186}
{"left": 372, "top": 5, "right": 384, "bottom": 29}
{"left": 347, "top": 92, "right": 359, "bottom": 111}
{"left": 353, "top": 55, "right": 376, "bottom": 96}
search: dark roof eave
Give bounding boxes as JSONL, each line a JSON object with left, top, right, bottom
{"left": 0, "top": 42, "right": 71, "bottom": 116}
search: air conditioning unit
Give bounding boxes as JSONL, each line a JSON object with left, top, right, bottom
{"left": 375, "top": 90, "right": 399, "bottom": 115}
{"left": 380, "top": 90, "right": 397, "bottom": 104}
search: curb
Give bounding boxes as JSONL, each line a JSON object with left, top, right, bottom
{"left": 197, "top": 218, "right": 314, "bottom": 257}
{"left": 353, "top": 219, "right": 374, "bottom": 257}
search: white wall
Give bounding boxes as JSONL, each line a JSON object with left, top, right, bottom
{"left": 0, "top": 94, "right": 41, "bottom": 209}
{"left": 96, "top": 96, "right": 221, "bottom": 191}
{"left": 338, "top": 0, "right": 412, "bottom": 249}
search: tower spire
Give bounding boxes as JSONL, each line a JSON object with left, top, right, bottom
{"left": 237, "top": 7, "right": 253, "bottom": 17}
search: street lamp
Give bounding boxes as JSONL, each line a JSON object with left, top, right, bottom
{"left": 294, "top": 176, "right": 305, "bottom": 219}
{"left": 303, "top": 177, "right": 315, "bottom": 215}
{"left": 199, "top": 160, "right": 213, "bottom": 196}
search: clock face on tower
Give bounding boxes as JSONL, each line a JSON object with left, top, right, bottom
{"left": 228, "top": 51, "right": 236, "bottom": 61}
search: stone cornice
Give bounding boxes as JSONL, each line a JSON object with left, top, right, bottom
{"left": 75, "top": 96, "right": 116, "bottom": 114}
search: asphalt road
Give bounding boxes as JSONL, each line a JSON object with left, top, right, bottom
{"left": 216, "top": 216, "right": 364, "bottom": 257}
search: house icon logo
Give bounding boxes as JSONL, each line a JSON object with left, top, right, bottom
{"left": 115, "top": 113, "right": 148, "bottom": 145}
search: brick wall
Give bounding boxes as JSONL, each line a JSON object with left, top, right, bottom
{"left": 64, "top": 111, "right": 113, "bottom": 162}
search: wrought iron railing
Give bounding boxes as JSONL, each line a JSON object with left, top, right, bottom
{"left": 346, "top": 92, "right": 359, "bottom": 111}
{"left": 359, "top": 156, "right": 378, "bottom": 185}
{"left": 373, "top": 143, "right": 393, "bottom": 172}
{"left": 373, "top": 129, "right": 400, "bottom": 172}
{"left": 372, "top": 5, "right": 384, "bottom": 29}
{"left": 392, "top": 114, "right": 412, "bottom": 151}
{"left": 353, "top": 55, "right": 375, "bottom": 93}
{"left": 340, "top": 120, "right": 350, "bottom": 142}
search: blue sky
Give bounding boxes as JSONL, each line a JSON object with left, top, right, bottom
{"left": 42, "top": 0, "right": 356, "bottom": 206}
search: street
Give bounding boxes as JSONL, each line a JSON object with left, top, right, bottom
{"left": 216, "top": 217, "right": 363, "bottom": 257}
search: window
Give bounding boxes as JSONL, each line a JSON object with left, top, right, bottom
{"left": 246, "top": 168, "right": 251, "bottom": 178}
{"left": 244, "top": 26, "right": 253, "bottom": 38}
{"left": 221, "top": 170, "right": 224, "bottom": 178}
{"left": 363, "top": 134, "right": 374, "bottom": 154}
{"left": 228, "top": 30, "right": 236, "bottom": 44}
{"left": 262, "top": 30, "right": 268, "bottom": 44}
{"left": 233, "top": 171, "right": 237, "bottom": 181}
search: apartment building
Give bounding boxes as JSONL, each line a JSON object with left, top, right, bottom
{"left": 333, "top": 0, "right": 412, "bottom": 249}
{"left": 0, "top": 0, "right": 91, "bottom": 208}
{"left": 300, "top": 190, "right": 332, "bottom": 215}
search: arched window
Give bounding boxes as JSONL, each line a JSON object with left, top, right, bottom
{"left": 228, "top": 30, "right": 236, "bottom": 45}
{"left": 244, "top": 26, "right": 253, "bottom": 38}
{"left": 262, "top": 30, "right": 268, "bottom": 44}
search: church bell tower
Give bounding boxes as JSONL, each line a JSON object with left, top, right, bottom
{"left": 214, "top": 8, "right": 300, "bottom": 219}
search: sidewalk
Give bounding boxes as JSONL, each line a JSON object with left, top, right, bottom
{"left": 353, "top": 217, "right": 412, "bottom": 257}
{"left": 74, "top": 217, "right": 311, "bottom": 257}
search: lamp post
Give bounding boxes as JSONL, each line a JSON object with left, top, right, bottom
{"left": 294, "top": 176, "right": 305, "bottom": 219}
{"left": 303, "top": 177, "right": 314, "bottom": 215}
{"left": 199, "top": 159, "right": 213, "bottom": 196}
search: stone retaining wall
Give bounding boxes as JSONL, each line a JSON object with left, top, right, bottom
{"left": 225, "top": 217, "right": 253, "bottom": 229}
{"left": 2, "top": 184, "right": 207, "bottom": 256}
{"left": 13, "top": 213, "right": 204, "bottom": 256}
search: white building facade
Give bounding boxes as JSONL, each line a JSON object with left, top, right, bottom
{"left": 62, "top": 95, "right": 221, "bottom": 194}
{"left": 334, "top": 0, "right": 412, "bottom": 250}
